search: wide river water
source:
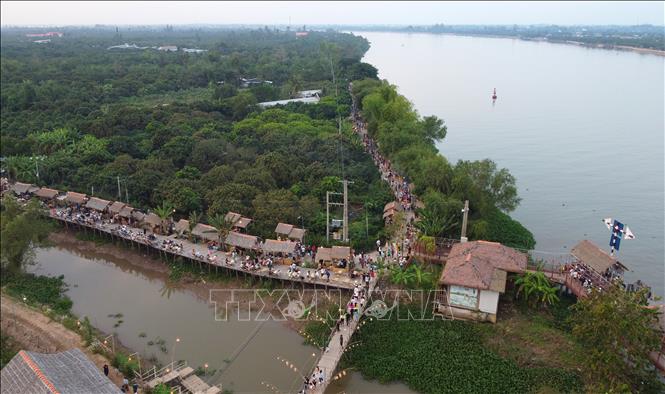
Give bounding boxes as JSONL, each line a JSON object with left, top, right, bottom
{"left": 357, "top": 31, "right": 664, "bottom": 297}
{"left": 29, "top": 237, "right": 414, "bottom": 393}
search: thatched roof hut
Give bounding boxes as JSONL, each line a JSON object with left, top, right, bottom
{"left": 275, "top": 222, "right": 294, "bottom": 236}
{"left": 11, "top": 182, "right": 39, "bottom": 195}
{"left": 174, "top": 219, "right": 190, "bottom": 235}
{"left": 65, "top": 191, "right": 88, "bottom": 205}
{"left": 571, "top": 240, "right": 628, "bottom": 273}
{"left": 85, "top": 197, "right": 111, "bottom": 212}
{"left": 288, "top": 227, "right": 306, "bottom": 241}
{"left": 262, "top": 239, "right": 297, "bottom": 254}
{"left": 35, "top": 187, "right": 59, "bottom": 199}
{"left": 143, "top": 213, "right": 162, "bottom": 228}
{"left": 131, "top": 210, "right": 145, "bottom": 222}
{"left": 192, "top": 223, "right": 217, "bottom": 241}
{"left": 108, "top": 201, "right": 126, "bottom": 215}
{"left": 225, "top": 231, "right": 259, "bottom": 250}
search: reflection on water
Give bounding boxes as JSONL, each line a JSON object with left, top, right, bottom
{"left": 29, "top": 243, "right": 316, "bottom": 393}
{"left": 358, "top": 31, "right": 664, "bottom": 297}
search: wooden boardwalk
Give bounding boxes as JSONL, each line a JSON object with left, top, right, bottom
{"left": 307, "top": 281, "right": 376, "bottom": 394}
{"left": 49, "top": 211, "right": 362, "bottom": 291}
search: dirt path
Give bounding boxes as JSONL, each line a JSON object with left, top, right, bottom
{"left": 0, "top": 295, "right": 125, "bottom": 388}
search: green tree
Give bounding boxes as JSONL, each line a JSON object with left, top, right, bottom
{"left": 207, "top": 213, "right": 233, "bottom": 245}
{"left": 514, "top": 270, "right": 559, "bottom": 307}
{"left": 153, "top": 201, "right": 175, "bottom": 234}
{"left": 1, "top": 197, "right": 52, "bottom": 272}
{"left": 569, "top": 285, "right": 663, "bottom": 392}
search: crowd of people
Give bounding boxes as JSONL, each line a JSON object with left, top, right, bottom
{"left": 565, "top": 263, "right": 609, "bottom": 294}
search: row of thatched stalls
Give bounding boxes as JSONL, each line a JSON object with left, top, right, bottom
{"left": 8, "top": 181, "right": 354, "bottom": 268}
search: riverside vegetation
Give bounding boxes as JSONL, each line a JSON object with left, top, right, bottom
{"left": 2, "top": 27, "right": 661, "bottom": 394}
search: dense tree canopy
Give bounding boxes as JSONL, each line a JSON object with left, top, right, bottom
{"left": 1, "top": 27, "right": 391, "bottom": 250}
{"left": 353, "top": 79, "right": 535, "bottom": 248}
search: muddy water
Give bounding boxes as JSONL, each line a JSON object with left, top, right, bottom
{"left": 30, "top": 242, "right": 316, "bottom": 393}
{"left": 29, "top": 236, "right": 415, "bottom": 393}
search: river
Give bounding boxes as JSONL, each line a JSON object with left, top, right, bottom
{"left": 356, "top": 31, "right": 664, "bottom": 297}
{"left": 29, "top": 235, "right": 414, "bottom": 393}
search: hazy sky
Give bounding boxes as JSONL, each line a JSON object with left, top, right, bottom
{"left": 2, "top": 1, "right": 663, "bottom": 27}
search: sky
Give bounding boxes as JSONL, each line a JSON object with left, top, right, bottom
{"left": 1, "top": 1, "right": 663, "bottom": 27}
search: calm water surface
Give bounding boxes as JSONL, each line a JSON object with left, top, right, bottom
{"left": 357, "top": 32, "right": 664, "bottom": 297}
{"left": 29, "top": 241, "right": 414, "bottom": 393}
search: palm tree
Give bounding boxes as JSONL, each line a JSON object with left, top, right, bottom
{"left": 207, "top": 213, "right": 233, "bottom": 247}
{"left": 187, "top": 211, "right": 201, "bottom": 241}
{"left": 515, "top": 271, "right": 559, "bottom": 307}
{"left": 390, "top": 266, "right": 414, "bottom": 288}
{"left": 408, "top": 264, "right": 434, "bottom": 289}
{"left": 154, "top": 201, "right": 175, "bottom": 235}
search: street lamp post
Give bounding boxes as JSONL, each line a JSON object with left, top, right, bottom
{"left": 171, "top": 337, "right": 180, "bottom": 366}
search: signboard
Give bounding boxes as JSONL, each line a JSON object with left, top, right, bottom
{"left": 449, "top": 285, "right": 478, "bottom": 309}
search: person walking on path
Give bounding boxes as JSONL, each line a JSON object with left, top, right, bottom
{"left": 339, "top": 334, "right": 344, "bottom": 348}
{"left": 103, "top": 364, "right": 109, "bottom": 377}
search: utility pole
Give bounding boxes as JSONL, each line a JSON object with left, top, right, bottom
{"left": 117, "top": 176, "right": 122, "bottom": 200}
{"left": 326, "top": 192, "right": 330, "bottom": 243}
{"left": 91, "top": 186, "right": 94, "bottom": 196}
{"left": 343, "top": 180, "right": 349, "bottom": 242}
{"left": 460, "top": 200, "right": 469, "bottom": 243}
{"left": 125, "top": 182, "right": 129, "bottom": 204}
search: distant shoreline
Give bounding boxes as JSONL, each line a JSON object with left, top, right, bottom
{"left": 353, "top": 30, "right": 665, "bottom": 57}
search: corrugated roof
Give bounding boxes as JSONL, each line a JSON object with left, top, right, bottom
{"left": 192, "top": 223, "right": 217, "bottom": 241}
{"left": 0, "top": 349, "right": 120, "bottom": 394}
{"left": 108, "top": 201, "right": 126, "bottom": 214}
{"left": 439, "top": 241, "right": 527, "bottom": 292}
{"left": 288, "top": 227, "right": 305, "bottom": 241}
{"left": 66, "top": 191, "right": 87, "bottom": 205}
{"left": 275, "top": 222, "right": 294, "bottom": 235}
{"left": 571, "top": 239, "right": 627, "bottom": 273}
{"left": 234, "top": 217, "right": 252, "bottom": 229}
{"left": 85, "top": 197, "right": 111, "bottom": 212}
{"left": 262, "top": 239, "right": 297, "bottom": 254}
{"left": 35, "top": 187, "right": 59, "bottom": 199}
{"left": 225, "top": 231, "right": 258, "bottom": 250}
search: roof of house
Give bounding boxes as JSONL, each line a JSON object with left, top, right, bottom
{"left": 439, "top": 241, "right": 527, "bottom": 292}
{"left": 66, "top": 191, "right": 88, "bottom": 205}
{"left": 35, "top": 187, "right": 59, "bottom": 199}
{"left": 225, "top": 212, "right": 242, "bottom": 224}
{"left": 571, "top": 239, "right": 628, "bottom": 273}
{"left": 85, "top": 197, "right": 111, "bottom": 212}
{"left": 331, "top": 246, "right": 351, "bottom": 260}
{"left": 174, "top": 219, "right": 190, "bottom": 234}
{"left": 12, "top": 182, "right": 39, "bottom": 195}
{"left": 275, "top": 223, "right": 294, "bottom": 235}
{"left": 225, "top": 231, "right": 259, "bottom": 250}
{"left": 119, "top": 205, "right": 135, "bottom": 218}
{"left": 0, "top": 348, "right": 120, "bottom": 394}
{"left": 131, "top": 210, "right": 145, "bottom": 221}
{"left": 288, "top": 227, "right": 306, "bottom": 241}
{"left": 257, "top": 96, "right": 320, "bottom": 108}
{"left": 383, "top": 208, "right": 397, "bottom": 219}
{"left": 262, "top": 239, "right": 297, "bottom": 254}
{"left": 143, "top": 213, "right": 162, "bottom": 227}
{"left": 108, "top": 201, "right": 126, "bottom": 215}
{"left": 233, "top": 217, "right": 252, "bottom": 229}
{"left": 383, "top": 201, "right": 402, "bottom": 212}
{"left": 192, "top": 223, "right": 217, "bottom": 241}
{"left": 315, "top": 247, "right": 332, "bottom": 262}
